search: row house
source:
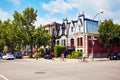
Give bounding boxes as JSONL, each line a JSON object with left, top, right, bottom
{"left": 44, "top": 22, "right": 61, "bottom": 54}
{"left": 55, "top": 14, "right": 96, "bottom": 57}
{"left": 45, "top": 14, "right": 120, "bottom": 58}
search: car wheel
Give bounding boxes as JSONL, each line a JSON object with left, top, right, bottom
{"left": 110, "top": 57, "right": 112, "bottom": 60}
{"left": 117, "top": 57, "right": 119, "bottom": 60}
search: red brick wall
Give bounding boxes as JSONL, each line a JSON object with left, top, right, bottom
{"left": 87, "top": 36, "right": 120, "bottom": 54}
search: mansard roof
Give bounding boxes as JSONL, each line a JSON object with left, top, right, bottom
{"left": 70, "top": 20, "right": 77, "bottom": 27}
{"left": 44, "top": 22, "right": 61, "bottom": 28}
{"left": 84, "top": 18, "right": 98, "bottom": 23}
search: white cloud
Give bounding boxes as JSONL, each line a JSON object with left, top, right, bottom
{"left": 0, "top": 8, "right": 9, "bottom": 21}
{"left": 42, "top": 0, "right": 76, "bottom": 14}
{"left": 35, "top": 16, "right": 62, "bottom": 27}
{"left": 42, "top": 0, "right": 120, "bottom": 24}
{"left": 42, "top": 0, "right": 107, "bottom": 14}
{"left": 8, "top": 0, "right": 20, "bottom": 5}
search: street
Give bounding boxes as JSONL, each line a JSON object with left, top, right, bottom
{"left": 0, "top": 58, "right": 120, "bottom": 80}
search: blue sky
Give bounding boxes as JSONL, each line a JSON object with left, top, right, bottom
{"left": 0, "top": 0, "right": 120, "bottom": 26}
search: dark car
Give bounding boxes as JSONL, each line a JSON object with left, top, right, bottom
{"left": 44, "top": 55, "right": 52, "bottom": 59}
{"left": 109, "top": 53, "right": 120, "bottom": 60}
{"left": 0, "top": 52, "right": 4, "bottom": 59}
{"left": 14, "top": 52, "right": 23, "bottom": 59}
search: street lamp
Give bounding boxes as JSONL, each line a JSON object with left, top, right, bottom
{"left": 91, "top": 11, "right": 103, "bottom": 61}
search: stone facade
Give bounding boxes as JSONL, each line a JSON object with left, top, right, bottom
{"left": 44, "top": 14, "right": 120, "bottom": 58}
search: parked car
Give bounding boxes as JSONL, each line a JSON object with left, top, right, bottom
{"left": 109, "top": 53, "right": 120, "bottom": 60}
{"left": 2, "top": 53, "right": 15, "bottom": 60}
{"left": 44, "top": 55, "right": 52, "bottom": 59}
{"left": 0, "top": 52, "right": 4, "bottom": 59}
{"left": 14, "top": 52, "right": 23, "bottom": 59}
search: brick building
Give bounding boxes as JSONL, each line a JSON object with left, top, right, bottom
{"left": 44, "top": 14, "right": 120, "bottom": 58}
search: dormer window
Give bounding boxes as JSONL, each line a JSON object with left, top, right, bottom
{"left": 62, "top": 28, "right": 65, "bottom": 35}
{"left": 71, "top": 27, "right": 73, "bottom": 32}
{"left": 62, "top": 23, "right": 65, "bottom": 35}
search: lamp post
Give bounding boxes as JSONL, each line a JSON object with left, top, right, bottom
{"left": 91, "top": 11, "right": 103, "bottom": 61}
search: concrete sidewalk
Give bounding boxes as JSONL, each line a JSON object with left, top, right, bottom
{"left": 53, "top": 57, "right": 109, "bottom": 63}
{"left": 23, "top": 56, "right": 109, "bottom": 63}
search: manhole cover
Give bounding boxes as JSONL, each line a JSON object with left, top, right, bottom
{"left": 34, "top": 72, "right": 46, "bottom": 74}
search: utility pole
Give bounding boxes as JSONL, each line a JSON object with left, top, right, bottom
{"left": 91, "top": 11, "right": 104, "bottom": 61}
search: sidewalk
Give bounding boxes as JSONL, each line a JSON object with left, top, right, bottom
{"left": 87, "top": 58, "right": 109, "bottom": 61}
{"left": 53, "top": 57, "right": 109, "bottom": 62}
{"left": 23, "top": 56, "right": 109, "bottom": 63}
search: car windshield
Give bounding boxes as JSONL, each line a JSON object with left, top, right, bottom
{"left": 6, "top": 53, "right": 13, "bottom": 56}
{"left": 117, "top": 53, "right": 120, "bottom": 56}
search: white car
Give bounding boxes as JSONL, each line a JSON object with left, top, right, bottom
{"left": 2, "top": 53, "right": 15, "bottom": 60}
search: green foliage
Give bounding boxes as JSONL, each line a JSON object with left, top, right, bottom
{"left": 14, "top": 44, "right": 20, "bottom": 52}
{"left": 66, "top": 51, "right": 82, "bottom": 59}
{"left": 71, "top": 51, "right": 82, "bottom": 59}
{"left": 33, "top": 47, "right": 43, "bottom": 59}
{"left": 35, "top": 26, "right": 52, "bottom": 47}
{"left": 37, "top": 47, "right": 43, "bottom": 53}
{"left": 113, "top": 24, "right": 120, "bottom": 47}
{"left": 0, "top": 45, "right": 4, "bottom": 52}
{"left": 54, "top": 45, "right": 66, "bottom": 58}
{"left": 98, "top": 19, "right": 120, "bottom": 47}
{"left": 66, "top": 54, "right": 72, "bottom": 59}
{"left": 22, "top": 7, "right": 37, "bottom": 27}
{"left": 0, "top": 7, "right": 51, "bottom": 54}
{"left": 33, "top": 52, "right": 41, "bottom": 59}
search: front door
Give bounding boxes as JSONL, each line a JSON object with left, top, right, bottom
{"left": 70, "top": 38, "right": 74, "bottom": 47}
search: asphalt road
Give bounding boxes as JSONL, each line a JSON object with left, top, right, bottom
{"left": 0, "top": 58, "right": 120, "bottom": 80}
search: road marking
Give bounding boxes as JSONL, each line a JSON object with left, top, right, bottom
{"left": 0, "top": 74, "right": 9, "bottom": 80}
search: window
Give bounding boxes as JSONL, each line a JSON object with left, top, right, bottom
{"left": 71, "top": 27, "right": 73, "bottom": 32}
{"left": 77, "top": 38, "right": 80, "bottom": 46}
{"left": 70, "top": 38, "right": 74, "bottom": 47}
{"left": 77, "top": 37, "right": 83, "bottom": 46}
{"left": 56, "top": 30, "right": 59, "bottom": 37}
{"left": 57, "top": 41, "right": 59, "bottom": 45}
{"left": 45, "top": 30, "right": 48, "bottom": 33}
{"left": 64, "top": 39, "right": 66, "bottom": 46}
{"left": 61, "top": 40, "right": 63, "bottom": 45}
{"left": 61, "top": 39, "right": 66, "bottom": 46}
{"left": 80, "top": 50, "right": 82, "bottom": 52}
{"left": 52, "top": 28, "right": 54, "bottom": 34}
{"left": 62, "top": 28, "right": 65, "bottom": 35}
{"left": 80, "top": 37, "right": 83, "bottom": 46}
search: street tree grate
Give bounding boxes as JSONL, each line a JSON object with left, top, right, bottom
{"left": 34, "top": 72, "right": 46, "bottom": 74}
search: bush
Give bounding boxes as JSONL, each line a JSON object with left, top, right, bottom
{"left": 33, "top": 52, "right": 41, "bottom": 59}
{"left": 54, "top": 45, "right": 66, "bottom": 58}
{"left": 33, "top": 47, "right": 43, "bottom": 59}
{"left": 14, "top": 44, "right": 20, "bottom": 52}
{"left": 66, "top": 54, "right": 72, "bottom": 59}
{"left": 71, "top": 51, "right": 82, "bottom": 59}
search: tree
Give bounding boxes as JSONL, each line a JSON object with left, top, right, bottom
{"left": 21, "top": 7, "right": 37, "bottom": 57}
{"left": 113, "top": 24, "right": 120, "bottom": 47}
{"left": 35, "top": 26, "right": 52, "bottom": 47}
{"left": 0, "top": 20, "right": 4, "bottom": 51}
{"left": 0, "top": 7, "right": 52, "bottom": 58}
{"left": 1, "top": 19, "right": 13, "bottom": 52}
{"left": 13, "top": 11, "right": 23, "bottom": 27}
{"left": 98, "top": 19, "right": 114, "bottom": 47}
{"left": 1, "top": 19, "right": 22, "bottom": 52}
{"left": 98, "top": 19, "right": 120, "bottom": 53}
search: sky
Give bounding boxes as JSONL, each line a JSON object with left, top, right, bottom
{"left": 0, "top": 0, "right": 120, "bottom": 26}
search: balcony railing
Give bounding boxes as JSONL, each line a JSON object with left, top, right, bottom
{"left": 66, "top": 46, "right": 75, "bottom": 50}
